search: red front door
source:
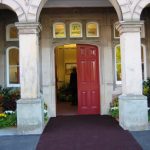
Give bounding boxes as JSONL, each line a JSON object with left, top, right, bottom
{"left": 77, "top": 44, "right": 100, "bottom": 114}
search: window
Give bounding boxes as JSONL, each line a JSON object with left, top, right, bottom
{"left": 86, "top": 22, "right": 99, "bottom": 37}
{"left": 115, "top": 45, "right": 147, "bottom": 84}
{"left": 70, "top": 22, "right": 82, "bottom": 38}
{"left": 115, "top": 45, "right": 121, "bottom": 84}
{"left": 53, "top": 22, "right": 66, "bottom": 38}
{"left": 7, "top": 47, "right": 20, "bottom": 87}
{"left": 6, "top": 24, "right": 18, "bottom": 41}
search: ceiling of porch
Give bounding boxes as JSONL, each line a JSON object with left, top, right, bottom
{"left": 44, "top": 0, "right": 112, "bottom": 8}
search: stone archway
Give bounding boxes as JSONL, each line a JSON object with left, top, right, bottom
{"left": 132, "top": 0, "right": 150, "bottom": 20}
{"left": 0, "top": 0, "right": 25, "bottom": 21}
{"left": 35, "top": 0, "right": 123, "bottom": 21}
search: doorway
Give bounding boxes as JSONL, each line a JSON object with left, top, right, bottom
{"left": 55, "top": 44, "right": 100, "bottom": 116}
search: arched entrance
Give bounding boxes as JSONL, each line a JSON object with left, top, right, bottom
{"left": 55, "top": 44, "right": 100, "bottom": 115}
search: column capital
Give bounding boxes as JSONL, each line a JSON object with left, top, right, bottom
{"left": 15, "top": 22, "right": 42, "bottom": 34}
{"left": 115, "top": 21, "right": 144, "bottom": 35}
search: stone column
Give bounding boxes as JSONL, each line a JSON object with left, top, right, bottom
{"left": 115, "top": 21, "right": 148, "bottom": 131}
{"left": 15, "top": 23, "right": 44, "bottom": 134}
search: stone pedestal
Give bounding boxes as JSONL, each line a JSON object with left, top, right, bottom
{"left": 17, "top": 99, "right": 44, "bottom": 135}
{"left": 119, "top": 95, "right": 148, "bottom": 131}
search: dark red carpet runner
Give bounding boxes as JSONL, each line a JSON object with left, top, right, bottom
{"left": 36, "top": 115, "right": 142, "bottom": 150}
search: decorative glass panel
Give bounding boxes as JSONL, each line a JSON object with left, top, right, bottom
{"left": 53, "top": 23, "right": 66, "bottom": 38}
{"left": 8, "top": 48, "right": 20, "bottom": 85}
{"left": 86, "top": 22, "right": 99, "bottom": 37}
{"left": 115, "top": 46, "right": 122, "bottom": 82}
{"left": 116, "top": 64, "right": 122, "bottom": 81}
{"left": 70, "top": 22, "right": 82, "bottom": 38}
{"left": 9, "top": 49, "right": 19, "bottom": 65}
{"left": 9, "top": 66, "right": 19, "bottom": 84}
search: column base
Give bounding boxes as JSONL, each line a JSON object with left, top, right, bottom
{"left": 17, "top": 98, "right": 44, "bottom": 135}
{"left": 119, "top": 95, "right": 148, "bottom": 131}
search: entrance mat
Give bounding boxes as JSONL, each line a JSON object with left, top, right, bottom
{"left": 36, "top": 115, "right": 142, "bottom": 150}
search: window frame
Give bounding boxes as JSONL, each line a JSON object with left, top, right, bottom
{"left": 69, "top": 22, "right": 83, "bottom": 38}
{"left": 6, "top": 46, "right": 20, "bottom": 87}
{"left": 53, "top": 22, "right": 66, "bottom": 38}
{"left": 86, "top": 22, "right": 99, "bottom": 38}
{"left": 6, "top": 24, "right": 19, "bottom": 41}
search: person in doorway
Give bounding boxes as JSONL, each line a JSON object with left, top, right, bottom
{"left": 69, "top": 67, "right": 78, "bottom": 105}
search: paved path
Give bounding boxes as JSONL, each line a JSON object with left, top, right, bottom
{"left": 131, "top": 131, "right": 150, "bottom": 150}
{"left": 0, "top": 131, "right": 150, "bottom": 150}
{"left": 0, "top": 135, "right": 40, "bottom": 150}
{"left": 0, "top": 127, "right": 150, "bottom": 150}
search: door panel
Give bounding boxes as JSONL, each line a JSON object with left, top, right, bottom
{"left": 77, "top": 44, "right": 100, "bottom": 114}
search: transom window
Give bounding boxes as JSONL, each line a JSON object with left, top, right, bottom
{"left": 7, "top": 47, "right": 20, "bottom": 87}
{"left": 115, "top": 45, "right": 147, "bottom": 84}
{"left": 70, "top": 22, "right": 82, "bottom": 38}
{"left": 53, "top": 22, "right": 66, "bottom": 38}
{"left": 53, "top": 22, "right": 99, "bottom": 38}
{"left": 86, "top": 22, "right": 99, "bottom": 37}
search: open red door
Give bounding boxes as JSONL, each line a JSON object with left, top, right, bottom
{"left": 77, "top": 44, "right": 100, "bottom": 115}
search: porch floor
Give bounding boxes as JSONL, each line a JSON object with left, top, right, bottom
{"left": 56, "top": 101, "right": 78, "bottom": 116}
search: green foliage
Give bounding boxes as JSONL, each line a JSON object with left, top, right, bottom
{"left": 143, "top": 79, "right": 150, "bottom": 107}
{"left": 0, "top": 86, "right": 20, "bottom": 111}
{"left": 110, "top": 108, "right": 119, "bottom": 118}
{"left": 0, "top": 113, "right": 17, "bottom": 128}
{"left": 143, "top": 79, "right": 150, "bottom": 96}
{"left": 109, "top": 97, "right": 119, "bottom": 119}
{"left": 44, "top": 103, "right": 49, "bottom": 123}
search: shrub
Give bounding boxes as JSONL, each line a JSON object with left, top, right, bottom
{"left": 143, "top": 78, "right": 150, "bottom": 107}
{"left": 44, "top": 103, "right": 49, "bottom": 123}
{"left": 109, "top": 97, "right": 119, "bottom": 119}
{"left": 0, "top": 86, "right": 20, "bottom": 111}
{"left": 0, "top": 111, "right": 17, "bottom": 128}
{"left": 143, "top": 79, "right": 150, "bottom": 96}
